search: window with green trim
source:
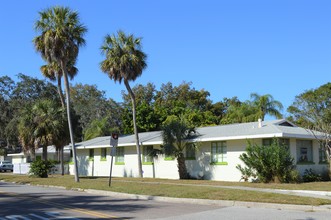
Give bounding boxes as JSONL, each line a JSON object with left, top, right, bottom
{"left": 89, "top": 149, "right": 94, "bottom": 161}
{"left": 101, "top": 148, "right": 107, "bottom": 161}
{"left": 115, "top": 147, "right": 124, "bottom": 164}
{"left": 185, "top": 144, "right": 196, "bottom": 160}
{"left": 143, "top": 146, "right": 153, "bottom": 164}
{"left": 211, "top": 141, "right": 227, "bottom": 165}
{"left": 296, "top": 140, "right": 313, "bottom": 163}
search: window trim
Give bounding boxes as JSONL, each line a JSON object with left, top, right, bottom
{"left": 185, "top": 144, "right": 196, "bottom": 160}
{"left": 210, "top": 141, "right": 227, "bottom": 165}
{"left": 100, "top": 148, "right": 107, "bottom": 161}
{"left": 296, "top": 140, "right": 314, "bottom": 164}
{"left": 142, "top": 145, "right": 154, "bottom": 165}
{"left": 115, "top": 147, "right": 125, "bottom": 165}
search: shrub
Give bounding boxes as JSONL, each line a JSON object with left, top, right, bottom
{"left": 29, "top": 159, "right": 55, "bottom": 178}
{"left": 237, "top": 138, "right": 296, "bottom": 183}
{"left": 302, "top": 169, "right": 322, "bottom": 182}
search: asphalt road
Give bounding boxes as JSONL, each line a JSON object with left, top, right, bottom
{"left": 0, "top": 181, "right": 330, "bottom": 220}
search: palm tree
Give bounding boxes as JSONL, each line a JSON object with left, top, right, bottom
{"left": 250, "top": 93, "right": 283, "bottom": 121}
{"left": 32, "top": 99, "right": 66, "bottom": 162}
{"left": 18, "top": 104, "right": 37, "bottom": 160}
{"left": 40, "top": 62, "right": 78, "bottom": 108}
{"left": 162, "top": 115, "right": 196, "bottom": 179}
{"left": 100, "top": 30, "right": 147, "bottom": 177}
{"left": 33, "top": 6, "right": 87, "bottom": 182}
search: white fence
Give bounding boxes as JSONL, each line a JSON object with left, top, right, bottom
{"left": 13, "top": 163, "right": 69, "bottom": 175}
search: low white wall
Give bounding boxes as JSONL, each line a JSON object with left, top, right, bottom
{"left": 13, "top": 163, "right": 69, "bottom": 175}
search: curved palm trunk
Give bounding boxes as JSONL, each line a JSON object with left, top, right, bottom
{"left": 56, "top": 75, "right": 65, "bottom": 109}
{"left": 62, "top": 61, "right": 79, "bottom": 182}
{"left": 177, "top": 153, "right": 188, "bottom": 179}
{"left": 124, "top": 80, "right": 143, "bottom": 177}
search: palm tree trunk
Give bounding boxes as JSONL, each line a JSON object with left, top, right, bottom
{"left": 42, "top": 145, "right": 47, "bottom": 161}
{"left": 56, "top": 75, "right": 65, "bottom": 109}
{"left": 177, "top": 154, "right": 188, "bottom": 179}
{"left": 62, "top": 61, "right": 79, "bottom": 182}
{"left": 124, "top": 80, "right": 143, "bottom": 177}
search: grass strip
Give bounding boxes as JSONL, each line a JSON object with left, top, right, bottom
{"left": 1, "top": 174, "right": 330, "bottom": 206}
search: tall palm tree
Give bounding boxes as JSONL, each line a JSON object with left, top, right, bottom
{"left": 100, "top": 30, "right": 147, "bottom": 177}
{"left": 33, "top": 6, "right": 87, "bottom": 182}
{"left": 250, "top": 93, "right": 283, "bottom": 121}
{"left": 162, "top": 115, "right": 196, "bottom": 179}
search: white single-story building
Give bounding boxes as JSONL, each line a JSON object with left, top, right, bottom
{"left": 68, "top": 119, "right": 329, "bottom": 181}
{"left": 8, "top": 146, "right": 71, "bottom": 174}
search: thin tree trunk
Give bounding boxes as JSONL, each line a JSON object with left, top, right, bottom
{"left": 62, "top": 61, "right": 79, "bottom": 182}
{"left": 60, "top": 146, "right": 64, "bottom": 175}
{"left": 30, "top": 147, "right": 36, "bottom": 161}
{"left": 177, "top": 154, "right": 188, "bottom": 179}
{"left": 124, "top": 80, "right": 143, "bottom": 177}
{"left": 56, "top": 75, "right": 65, "bottom": 109}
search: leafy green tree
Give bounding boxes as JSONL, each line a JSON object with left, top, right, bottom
{"left": 33, "top": 6, "right": 87, "bottom": 182}
{"left": 84, "top": 117, "right": 118, "bottom": 140}
{"left": 162, "top": 115, "right": 196, "bottom": 179}
{"left": 0, "top": 76, "right": 15, "bottom": 146}
{"left": 221, "top": 101, "right": 256, "bottom": 124}
{"left": 3, "top": 74, "right": 59, "bottom": 150}
{"left": 287, "top": 82, "right": 331, "bottom": 127}
{"left": 70, "top": 83, "right": 121, "bottom": 136}
{"left": 121, "top": 83, "right": 160, "bottom": 133}
{"left": 250, "top": 93, "right": 283, "bottom": 121}
{"left": 100, "top": 30, "right": 147, "bottom": 177}
{"left": 237, "top": 139, "right": 295, "bottom": 183}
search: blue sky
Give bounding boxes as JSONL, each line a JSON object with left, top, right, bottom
{"left": 1, "top": 1, "right": 330, "bottom": 118}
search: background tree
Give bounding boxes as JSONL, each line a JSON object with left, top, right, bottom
{"left": 250, "top": 93, "right": 283, "bottom": 121}
{"left": 220, "top": 101, "right": 256, "bottom": 124}
{"left": 0, "top": 76, "right": 15, "bottom": 148}
{"left": 2, "top": 74, "right": 59, "bottom": 152}
{"left": 162, "top": 115, "right": 196, "bottom": 179}
{"left": 83, "top": 117, "right": 118, "bottom": 140}
{"left": 34, "top": 6, "right": 87, "bottom": 182}
{"left": 100, "top": 30, "right": 147, "bottom": 177}
{"left": 121, "top": 83, "right": 160, "bottom": 133}
{"left": 70, "top": 83, "right": 121, "bottom": 138}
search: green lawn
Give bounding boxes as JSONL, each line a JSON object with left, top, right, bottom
{"left": 1, "top": 174, "right": 331, "bottom": 206}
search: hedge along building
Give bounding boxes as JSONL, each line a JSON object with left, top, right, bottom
{"left": 67, "top": 119, "right": 329, "bottom": 181}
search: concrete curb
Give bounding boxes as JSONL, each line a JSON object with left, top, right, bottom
{"left": 85, "top": 189, "right": 331, "bottom": 212}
